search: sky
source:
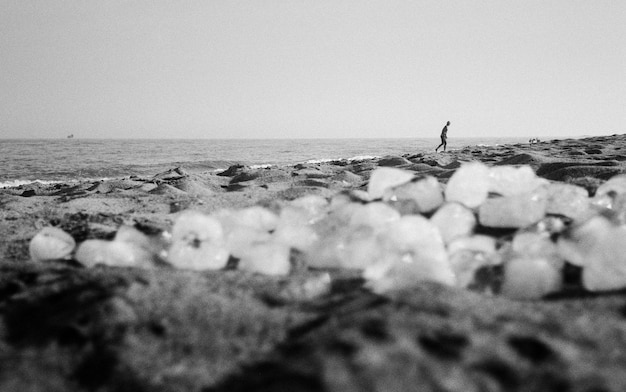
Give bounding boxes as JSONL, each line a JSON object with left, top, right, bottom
{"left": 1, "top": 1, "right": 625, "bottom": 139}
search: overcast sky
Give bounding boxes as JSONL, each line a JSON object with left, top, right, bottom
{"left": 1, "top": 1, "right": 624, "bottom": 139}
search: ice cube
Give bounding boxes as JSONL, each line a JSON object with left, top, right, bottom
{"left": 167, "top": 241, "right": 230, "bottom": 271}
{"left": 367, "top": 167, "right": 414, "bottom": 199}
{"left": 430, "top": 202, "right": 476, "bottom": 243}
{"left": 290, "top": 195, "right": 329, "bottom": 223}
{"left": 545, "top": 183, "right": 591, "bottom": 221}
{"left": 273, "top": 223, "right": 318, "bottom": 252}
{"left": 382, "top": 175, "right": 444, "bottom": 213}
{"left": 447, "top": 235, "right": 499, "bottom": 288}
{"left": 478, "top": 188, "right": 548, "bottom": 228}
{"left": 75, "top": 239, "right": 155, "bottom": 268}
{"left": 512, "top": 231, "right": 555, "bottom": 256}
{"left": 501, "top": 256, "right": 562, "bottom": 300}
{"left": 363, "top": 216, "right": 455, "bottom": 293}
{"left": 445, "top": 162, "right": 490, "bottom": 208}
{"left": 448, "top": 234, "right": 497, "bottom": 255}
{"left": 29, "top": 227, "right": 76, "bottom": 262}
{"left": 363, "top": 251, "right": 456, "bottom": 294}
{"left": 307, "top": 224, "right": 383, "bottom": 269}
{"left": 114, "top": 225, "right": 153, "bottom": 249}
{"left": 556, "top": 217, "right": 603, "bottom": 267}
{"left": 488, "top": 165, "right": 546, "bottom": 196}
{"left": 382, "top": 215, "right": 446, "bottom": 256}
{"left": 75, "top": 239, "right": 114, "bottom": 267}
{"left": 270, "top": 205, "right": 321, "bottom": 251}
{"left": 347, "top": 202, "right": 401, "bottom": 230}
{"left": 224, "top": 226, "right": 272, "bottom": 259}
{"left": 590, "top": 176, "right": 626, "bottom": 224}
{"left": 172, "top": 210, "right": 225, "bottom": 243}
{"left": 238, "top": 241, "right": 291, "bottom": 276}
{"left": 592, "top": 175, "right": 626, "bottom": 218}
{"left": 557, "top": 215, "right": 626, "bottom": 291}
{"left": 595, "top": 174, "right": 626, "bottom": 201}
{"left": 167, "top": 210, "right": 229, "bottom": 270}
{"left": 224, "top": 206, "right": 279, "bottom": 232}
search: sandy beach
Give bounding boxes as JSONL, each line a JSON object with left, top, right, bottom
{"left": 2, "top": 134, "right": 626, "bottom": 391}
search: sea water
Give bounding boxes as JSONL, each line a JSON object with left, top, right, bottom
{"left": 0, "top": 137, "right": 538, "bottom": 188}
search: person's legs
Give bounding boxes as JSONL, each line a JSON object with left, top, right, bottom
{"left": 435, "top": 137, "right": 445, "bottom": 152}
{"left": 442, "top": 139, "right": 447, "bottom": 152}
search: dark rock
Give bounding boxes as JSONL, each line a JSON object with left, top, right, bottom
{"left": 295, "top": 179, "right": 329, "bottom": 188}
{"left": 540, "top": 166, "right": 624, "bottom": 181}
{"left": 230, "top": 171, "right": 261, "bottom": 184}
{"left": 20, "top": 189, "right": 36, "bottom": 197}
{"left": 331, "top": 171, "right": 362, "bottom": 186}
{"left": 507, "top": 335, "right": 555, "bottom": 364}
{"left": 495, "top": 153, "right": 540, "bottom": 166}
{"left": 221, "top": 183, "right": 247, "bottom": 192}
{"left": 377, "top": 156, "right": 411, "bottom": 167}
{"left": 217, "top": 164, "right": 245, "bottom": 177}
{"left": 153, "top": 167, "right": 188, "bottom": 181}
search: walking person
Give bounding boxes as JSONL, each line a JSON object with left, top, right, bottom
{"left": 435, "top": 121, "right": 450, "bottom": 152}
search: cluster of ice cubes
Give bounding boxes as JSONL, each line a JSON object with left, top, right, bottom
{"left": 28, "top": 163, "right": 626, "bottom": 300}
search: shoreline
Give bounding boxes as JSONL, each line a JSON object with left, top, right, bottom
{"left": 0, "top": 135, "right": 569, "bottom": 188}
{"left": 3, "top": 133, "right": 624, "bottom": 190}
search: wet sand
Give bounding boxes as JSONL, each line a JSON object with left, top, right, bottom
{"left": 1, "top": 134, "right": 626, "bottom": 391}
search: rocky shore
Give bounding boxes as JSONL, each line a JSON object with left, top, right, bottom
{"left": 2, "top": 134, "right": 626, "bottom": 391}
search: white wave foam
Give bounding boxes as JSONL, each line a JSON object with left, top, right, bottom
{"left": 304, "top": 158, "right": 335, "bottom": 164}
{"left": 248, "top": 164, "right": 273, "bottom": 169}
{"left": 348, "top": 155, "right": 378, "bottom": 161}
{"left": 304, "top": 155, "right": 379, "bottom": 164}
{"left": 0, "top": 179, "right": 64, "bottom": 189}
{"left": 0, "top": 177, "right": 120, "bottom": 189}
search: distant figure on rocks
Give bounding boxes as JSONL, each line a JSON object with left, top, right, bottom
{"left": 435, "top": 121, "right": 450, "bottom": 152}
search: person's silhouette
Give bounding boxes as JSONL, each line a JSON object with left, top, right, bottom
{"left": 435, "top": 121, "right": 450, "bottom": 152}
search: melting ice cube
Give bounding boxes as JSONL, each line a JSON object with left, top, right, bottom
{"left": 478, "top": 188, "right": 548, "bottom": 228}
{"left": 367, "top": 167, "right": 414, "bottom": 200}
{"left": 430, "top": 202, "right": 476, "bottom": 244}
{"left": 238, "top": 241, "right": 291, "bottom": 276}
{"left": 75, "top": 239, "right": 155, "bottom": 269}
{"left": 383, "top": 175, "right": 444, "bottom": 213}
{"left": 29, "top": 227, "right": 75, "bottom": 262}
{"left": 557, "top": 215, "right": 626, "bottom": 291}
{"left": 488, "top": 165, "right": 546, "bottom": 196}
{"left": 167, "top": 210, "right": 229, "bottom": 270}
{"left": 501, "top": 256, "right": 562, "bottom": 300}
{"left": 445, "top": 162, "right": 490, "bottom": 208}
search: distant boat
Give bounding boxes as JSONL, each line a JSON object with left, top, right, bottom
{"left": 67, "top": 134, "right": 74, "bottom": 139}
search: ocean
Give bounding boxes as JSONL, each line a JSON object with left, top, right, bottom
{"left": 0, "top": 137, "right": 540, "bottom": 188}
